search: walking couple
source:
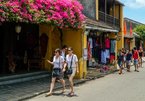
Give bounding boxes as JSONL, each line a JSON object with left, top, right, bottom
{"left": 46, "top": 47, "right": 79, "bottom": 97}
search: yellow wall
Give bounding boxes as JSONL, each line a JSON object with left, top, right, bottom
{"left": 62, "top": 29, "right": 87, "bottom": 79}
{"left": 62, "top": 29, "right": 83, "bottom": 58}
{"left": 39, "top": 25, "right": 62, "bottom": 71}
{"left": 39, "top": 24, "right": 54, "bottom": 71}
{"left": 39, "top": 25, "right": 87, "bottom": 79}
{"left": 96, "top": 0, "right": 99, "bottom": 20}
{"left": 114, "top": 5, "right": 120, "bottom": 19}
{"left": 117, "top": 5, "right": 124, "bottom": 50}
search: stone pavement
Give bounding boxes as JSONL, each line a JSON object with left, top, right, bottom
{"left": 0, "top": 67, "right": 117, "bottom": 101}
{"left": 27, "top": 63, "right": 145, "bottom": 101}
{"left": 0, "top": 76, "right": 87, "bottom": 101}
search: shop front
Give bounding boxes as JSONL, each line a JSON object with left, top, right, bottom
{"left": 0, "top": 22, "right": 40, "bottom": 75}
{"left": 87, "top": 31, "right": 117, "bottom": 67}
{"left": 124, "top": 38, "right": 134, "bottom": 50}
{"left": 85, "top": 18, "right": 119, "bottom": 70}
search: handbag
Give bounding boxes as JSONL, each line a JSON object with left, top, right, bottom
{"left": 66, "top": 55, "right": 73, "bottom": 75}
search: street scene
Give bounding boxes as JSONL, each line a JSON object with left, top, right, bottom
{"left": 27, "top": 64, "right": 145, "bottom": 101}
{"left": 0, "top": 0, "right": 145, "bottom": 101}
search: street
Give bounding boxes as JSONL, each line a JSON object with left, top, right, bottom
{"left": 27, "top": 64, "right": 145, "bottom": 101}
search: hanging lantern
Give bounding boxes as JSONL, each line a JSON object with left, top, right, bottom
{"left": 15, "top": 25, "right": 21, "bottom": 40}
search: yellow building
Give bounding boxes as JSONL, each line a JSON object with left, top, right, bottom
{"left": 0, "top": 0, "right": 124, "bottom": 79}
{"left": 124, "top": 17, "right": 143, "bottom": 50}
{"left": 39, "top": 24, "right": 86, "bottom": 79}
{"left": 80, "top": 0, "right": 124, "bottom": 70}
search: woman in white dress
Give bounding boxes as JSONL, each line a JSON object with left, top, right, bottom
{"left": 64, "top": 47, "right": 79, "bottom": 96}
{"left": 46, "top": 48, "right": 65, "bottom": 96}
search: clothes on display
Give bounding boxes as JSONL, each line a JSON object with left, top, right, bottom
{"left": 105, "top": 37, "right": 110, "bottom": 49}
{"left": 110, "top": 53, "right": 115, "bottom": 63}
{"left": 105, "top": 49, "right": 110, "bottom": 59}
{"left": 88, "top": 38, "right": 93, "bottom": 48}
{"left": 87, "top": 41, "right": 91, "bottom": 60}
{"left": 87, "top": 33, "right": 117, "bottom": 67}
{"left": 110, "top": 40, "right": 116, "bottom": 53}
{"left": 101, "top": 49, "right": 107, "bottom": 64}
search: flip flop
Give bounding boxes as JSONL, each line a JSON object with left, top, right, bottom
{"left": 68, "top": 92, "right": 74, "bottom": 96}
{"left": 45, "top": 92, "right": 52, "bottom": 97}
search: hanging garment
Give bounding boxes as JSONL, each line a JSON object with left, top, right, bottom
{"left": 87, "top": 41, "right": 91, "bottom": 60}
{"left": 105, "top": 49, "right": 110, "bottom": 59}
{"left": 101, "top": 50, "right": 107, "bottom": 64}
{"left": 105, "top": 38, "right": 110, "bottom": 49}
{"left": 110, "top": 40, "right": 116, "bottom": 53}
{"left": 88, "top": 38, "right": 93, "bottom": 48}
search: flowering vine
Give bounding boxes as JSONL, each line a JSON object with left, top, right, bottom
{"left": 0, "top": 0, "right": 85, "bottom": 28}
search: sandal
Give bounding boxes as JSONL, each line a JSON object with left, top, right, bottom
{"left": 61, "top": 90, "right": 65, "bottom": 94}
{"left": 45, "top": 92, "right": 52, "bottom": 97}
{"left": 68, "top": 92, "right": 74, "bottom": 96}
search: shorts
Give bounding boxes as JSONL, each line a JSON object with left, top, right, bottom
{"left": 118, "top": 61, "right": 123, "bottom": 68}
{"left": 126, "top": 60, "right": 131, "bottom": 66}
{"left": 52, "top": 68, "right": 63, "bottom": 79}
{"left": 134, "top": 59, "right": 138, "bottom": 65}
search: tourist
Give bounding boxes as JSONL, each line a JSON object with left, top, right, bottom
{"left": 133, "top": 47, "right": 139, "bottom": 72}
{"left": 117, "top": 50, "right": 124, "bottom": 74}
{"left": 126, "top": 50, "right": 132, "bottom": 72}
{"left": 45, "top": 48, "right": 65, "bottom": 96}
{"left": 64, "top": 47, "right": 79, "bottom": 96}
{"left": 138, "top": 47, "right": 143, "bottom": 67}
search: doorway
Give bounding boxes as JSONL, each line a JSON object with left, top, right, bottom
{"left": 0, "top": 22, "right": 40, "bottom": 75}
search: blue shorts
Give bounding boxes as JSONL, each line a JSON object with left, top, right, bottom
{"left": 118, "top": 61, "right": 123, "bottom": 68}
{"left": 134, "top": 59, "right": 138, "bottom": 65}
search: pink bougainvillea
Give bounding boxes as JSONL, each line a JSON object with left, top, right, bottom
{"left": 0, "top": 0, "right": 85, "bottom": 28}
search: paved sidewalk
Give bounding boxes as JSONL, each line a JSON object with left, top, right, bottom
{"left": 0, "top": 76, "right": 87, "bottom": 101}
{"left": 0, "top": 67, "right": 118, "bottom": 101}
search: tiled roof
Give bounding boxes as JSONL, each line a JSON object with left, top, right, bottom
{"left": 115, "top": 0, "right": 124, "bottom": 6}
{"left": 85, "top": 18, "right": 119, "bottom": 32}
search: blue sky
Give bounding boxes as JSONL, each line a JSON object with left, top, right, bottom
{"left": 120, "top": 0, "right": 145, "bottom": 24}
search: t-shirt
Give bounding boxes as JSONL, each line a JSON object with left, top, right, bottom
{"left": 133, "top": 50, "right": 139, "bottom": 59}
{"left": 126, "top": 53, "right": 132, "bottom": 61}
{"left": 53, "top": 56, "right": 64, "bottom": 69}
{"left": 66, "top": 54, "right": 78, "bottom": 68}
{"left": 105, "top": 38, "right": 110, "bottom": 48}
{"left": 110, "top": 40, "right": 116, "bottom": 53}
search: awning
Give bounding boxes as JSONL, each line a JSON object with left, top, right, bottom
{"left": 124, "top": 34, "right": 134, "bottom": 39}
{"left": 133, "top": 32, "right": 140, "bottom": 38}
{"left": 85, "top": 26, "right": 119, "bottom": 33}
{"left": 85, "top": 18, "right": 119, "bottom": 33}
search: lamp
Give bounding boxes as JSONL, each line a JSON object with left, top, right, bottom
{"left": 15, "top": 25, "right": 21, "bottom": 40}
{"left": 85, "top": 30, "right": 90, "bottom": 36}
